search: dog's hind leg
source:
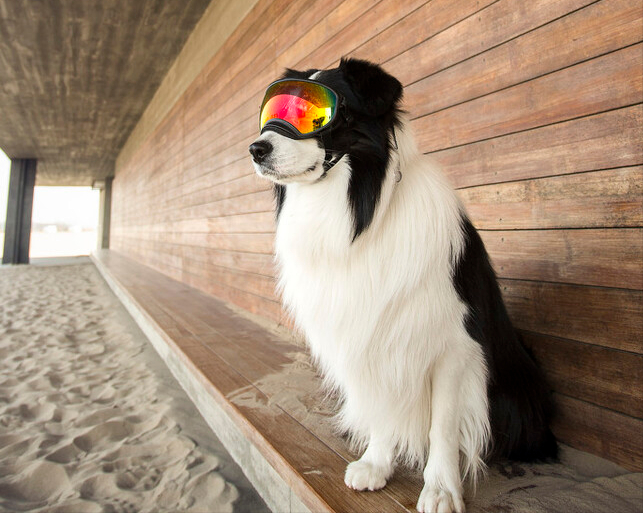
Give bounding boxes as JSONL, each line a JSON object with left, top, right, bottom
{"left": 344, "top": 432, "right": 396, "bottom": 491}
{"left": 417, "top": 341, "right": 487, "bottom": 513}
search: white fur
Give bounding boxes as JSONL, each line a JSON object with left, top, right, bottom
{"left": 254, "top": 130, "right": 327, "bottom": 184}
{"left": 253, "top": 120, "right": 490, "bottom": 512}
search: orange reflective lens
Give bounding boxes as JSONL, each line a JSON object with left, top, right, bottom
{"left": 260, "top": 80, "right": 338, "bottom": 135}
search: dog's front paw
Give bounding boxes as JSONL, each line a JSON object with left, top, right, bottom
{"left": 416, "top": 485, "right": 465, "bottom": 513}
{"left": 344, "top": 460, "right": 390, "bottom": 491}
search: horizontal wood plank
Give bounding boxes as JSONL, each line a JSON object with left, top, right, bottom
{"left": 483, "top": 228, "right": 643, "bottom": 290}
{"left": 432, "top": 105, "right": 643, "bottom": 189}
{"left": 177, "top": 174, "right": 271, "bottom": 212}
{"left": 459, "top": 167, "right": 643, "bottom": 230}
{"left": 551, "top": 393, "right": 643, "bottom": 472}
{"left": 404, "top": 0, "right": 643, "bottom": 119}
{"left": 178, "top": 189, "right": 275, "bottom": 221}
{"left": 183, "top": 0, "right": 307, "bottom": 132}
{"left": 117, "top": 230, "right": 274, "bottom": 254}
{"left": 523, "top": 331, "right": 643, "bottom": 418}
{"left": 109, "top": 237, "right": 276, "bottom": 276}
{"left": 182, "top": 257, "right": 278, "bottom": 301}
{"left": 414, "top": 43, "right": 642, "bottom": 152}
{"left": 387, "top": 0, "right": 597, "bottom": 86}
{"left": 183, "top": 269, "right": 284, "bottom": 324}
{"left": 501, "top": 279, "right": 643, "bottom": 353}
{"left": 120, "top": 212, "right": 276, "bottom": 236}
{"left": 349, "top": 0, "right": 496, "bottom": 66}
{"left": 296, "top": 0, "right": 427, "bottom": 70}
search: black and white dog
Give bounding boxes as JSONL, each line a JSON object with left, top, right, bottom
{"left": 249, "top": 59, "right": 556, "bottom": 513}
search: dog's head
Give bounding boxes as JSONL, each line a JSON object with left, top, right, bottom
{"left": 249, "top": 58, "right": 403, "bottom": 237}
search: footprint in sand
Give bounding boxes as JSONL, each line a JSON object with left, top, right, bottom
{"left": 80, "top": 475, "right": 143, "bottom": 513}
{"left": 0, "top": 460, "right": 69, "bottom": 503}
{"left": 116, "top": 467, "right": 163, "bottom": 491}
{"left": 90, "top": 384, "right": 117, "bottom": 404}
{"left": 50, "top": 407, "right": 79, "bottom": 424}
{"left": 17, "top": 402, "right": 56, "bottom": 422}
{"left": 0, "top": 438, "right": 32, "bottom": 459}
{"left": 47, "top": 499, "right": 102, "bottom": 513}
{"left": 38, "top": 436, "right": 62, "bottom": 451}
{"left": 46, "top": 442, "right": 83, "bottom": 464}
{"left": 79, "top": 473, "right": 121, "bottom": 499}
{"left": 0, "top": 265, "right": 261, "bottom": 513}
{"left": 76, "top": 408, "right": 125, "bottom": 428}
{"left": 183, "top": 471, "right": 239, "bottom": 513}
{"left": 73, "top": 420, "right": 134, "bottom": 452}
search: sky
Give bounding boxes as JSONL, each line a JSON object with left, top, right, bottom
{"left": 32, "top": 187, "right": 99, "bottom": 228}
{"left": 0, "top": 150, "right": 99, "bottom": 229}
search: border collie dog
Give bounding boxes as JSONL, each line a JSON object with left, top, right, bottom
{"left": 249, "top": 58, "right": 556, "bottom": 513}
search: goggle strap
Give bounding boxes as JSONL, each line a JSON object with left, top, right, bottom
{"left": 322, "top": 149, "right": 345, "bottom": 172}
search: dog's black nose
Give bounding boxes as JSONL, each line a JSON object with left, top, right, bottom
{"left": 249, "top": 140, "right": 273, "bottom": 163}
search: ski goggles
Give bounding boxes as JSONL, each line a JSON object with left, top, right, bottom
{"left": 259, "top": 79, "right": 341, "bottom": 139}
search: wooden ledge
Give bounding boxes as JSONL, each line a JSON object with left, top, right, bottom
{"left": 92, "top": 250, "right": 642, "bottom": 513}
{"left": 91, "top": 250, "right": 418, "bottom": 513}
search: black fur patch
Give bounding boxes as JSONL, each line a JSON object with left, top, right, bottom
{"left": 339, "top": 58, "right": 403, "bottom": 117}
{"left": 274, "top": 184, "right": 286, "bottom": 218}
{"left": 453, "top": 217, "right": 558, "bottom": 462}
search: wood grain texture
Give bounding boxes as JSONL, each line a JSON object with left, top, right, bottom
{"left": 551, "top": 393, "right": 643, "bottom": 472}
{"left": 403, "top": 0, "right": 643, "bottom": 119}
{"left": 349, "top": 0, "right": 497, "bottom": 65}
{"left": 93, "top": 250, "right": 416, "bottom": 512}
{"left": 502, "top": 279, "right": 643, "bottom": 353}
{"left": 459, "top": 167, "right": 643, "bottom": 230}
{"left": 433, "top": 105, "right": 643, "bottom": 189}
{"left": 387, "top": 0, "right": 599, "bottom": 85}
{"left": 414, "top": 43, "right": 643, "bottom": 152}
{"left": 483, "top": 228, "right": 643, "bottom": 290}
{"left": 522, "top": 330, "right": 643, "bottom": 418}
{"left": 109, "top": 0, "right": 643, "bottom": 470}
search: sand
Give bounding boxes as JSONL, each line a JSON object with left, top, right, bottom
{"left": 0, "top": 260, "right": 269, "bottom": 513}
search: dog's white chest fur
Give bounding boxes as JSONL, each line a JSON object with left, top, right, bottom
{"left": 273, "top": 136, "right": 486, "bottom": 472}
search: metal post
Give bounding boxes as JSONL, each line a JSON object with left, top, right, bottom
{"left": 102, "top": 177, "right": 112, "bottom": 249}
{"left": 2, "top": 159, "right": 37, "bottom": 264}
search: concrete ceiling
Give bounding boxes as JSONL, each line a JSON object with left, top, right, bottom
{"left": 0, "top": 0, "right": 212, "bottom": 186}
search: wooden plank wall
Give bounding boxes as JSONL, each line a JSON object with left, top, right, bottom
{"left": 111, "top": 0, "right": 643, "bottom": 470}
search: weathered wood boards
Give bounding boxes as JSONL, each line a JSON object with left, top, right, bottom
{"left": 111, "top": 0, "right": 643, "bottom": 470}
{"left": 94, "top": 250, "right": 416, "bottom": 512}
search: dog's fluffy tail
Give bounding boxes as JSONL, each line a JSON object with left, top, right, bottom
{"left": 453, "top": 216, "right": 558, "bottom": 463}
{"left": 487, "top": 331, "right": 558, "bottom": 462}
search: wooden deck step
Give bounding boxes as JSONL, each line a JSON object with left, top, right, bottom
{"left": 91, "top": 250, "right": 420, "bottom": 513}
{"left": 91, "top": 250, "right": 642, "bottom": 513}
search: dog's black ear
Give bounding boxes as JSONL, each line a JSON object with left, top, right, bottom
{"left": 339, "top": 58, "right": 402, "bottom": 117}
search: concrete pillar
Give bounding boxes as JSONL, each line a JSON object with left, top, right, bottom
{"left": 96, "top": 176, "right": 112, "bottom": 249}
{"left": 2, "top": 159, "right": 37, "bottom": 264}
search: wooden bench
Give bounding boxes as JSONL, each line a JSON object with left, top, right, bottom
{"left": 91, "top": 250, "right": 641, "bottom": 513}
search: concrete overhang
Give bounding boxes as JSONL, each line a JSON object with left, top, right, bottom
{"left": 0, "top": 0, "right": 212, "bottom": 186}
